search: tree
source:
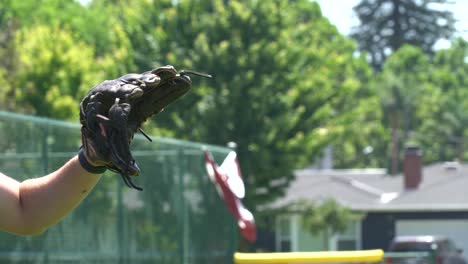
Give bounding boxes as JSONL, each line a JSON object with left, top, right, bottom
{"left": 376, "top": 45, "right": 431, "bottom": 174}
{"left": 2, "top": 0, "right": 134, "bottom": 119}
{"left": 1, "top": 0, "right": 382, "bottom": 209}
{"left": 351, "top": 0, "right": 456, "bottom": 70}
{"left": 419, "top": 38, "right": 468, "bottom": 162}
{"left": 12, "top": 25, "right": 106, "bottom": 119}
{"left": 330, "top": 60, "right": 387, "bottom": 170}
{"left": 0, "top": 0, "right": 17, "bottom": 111}
{"left": 115, "top": 0, "right": 379, "bottom": 207}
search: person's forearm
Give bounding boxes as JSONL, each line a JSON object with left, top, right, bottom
{"left": 18, "top": 156, "right": 102, "bottom": 235}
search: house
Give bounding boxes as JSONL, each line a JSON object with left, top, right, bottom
{"left": 257, "top": 147, "right": 468, "bottom": 257}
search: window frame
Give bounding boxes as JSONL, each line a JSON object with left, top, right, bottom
{"left": 275, "top": 214, "right": 299, "bottom": 252}
{"left": 331, "top": 220, "right": 361, "bottom": 251}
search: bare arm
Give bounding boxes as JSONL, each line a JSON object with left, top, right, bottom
{"left": 0, "top": 156, "right": 102, "bottom": 236}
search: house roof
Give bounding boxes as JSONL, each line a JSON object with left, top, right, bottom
{"left": 267, "top": 162, "right": 468, "bottom": 212}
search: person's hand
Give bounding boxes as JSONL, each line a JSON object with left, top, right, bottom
{"left": 79, "top": 66, "right": 210, "bottom": 190}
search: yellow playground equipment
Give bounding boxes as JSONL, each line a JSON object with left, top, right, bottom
{"left": 234, "top": 249, "right": 384, "bottom": 264}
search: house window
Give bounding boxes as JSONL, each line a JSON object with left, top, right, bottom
{"left": 276, "top": 215, "right": 298, "bottom": 252}
{"left": 332, "top": 221, "right": 361, "bottom": 251}
{"left": 336, "top": 238, "right": 357, "bottom": 250}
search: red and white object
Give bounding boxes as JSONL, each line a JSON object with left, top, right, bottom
{"left": 204, "top": 151, "right": 256, "bottom": 242}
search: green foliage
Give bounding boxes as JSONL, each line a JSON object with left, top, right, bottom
{"left": 13, "top": 25, "right": 97, "bottom": 119}
{"left": 379, "top": 45, "right": 431, "bottom": 136}
{"left": 1, "top": 0, "right": 465, "bottom": 254}
{"left": 0, "top": 1, "right": 17, "bottom": 111}
{"left": 376, "top": 45, "right": 433, "bottom": 173}
{"left": 296, "top": 198, "right": 363, "bottom": 235}
{"left": 374, "top": 41, "right": 467, "bottom": 170}
{"left": 1, "top": 0, "right": 464, "bottom": 211}
{"left": 420, "top": 39, "right": 468, "bottom": 161}
{"left": 331, "top": 56, "right": 387, "bottom": 169}
{"left": 118, "top": 0, "right": 378, "bottom": 206}
{"left": 0, "top": 0, "right": 382, "bottom": 207}
{"left": 1, "top": 0, "right": 134, "bottom": 119}
{"left": 297, "top": 198, "right": 363, "bottom": 250}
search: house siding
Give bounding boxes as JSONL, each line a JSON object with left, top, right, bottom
{"left": 362, "top": 211, "right": 468, "bottom": 251}
{"left": 298, "top": 229, "right": 326, "bottom": 251}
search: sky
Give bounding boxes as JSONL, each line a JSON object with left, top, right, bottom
{"left": 314, "top": 0, "right": 468, "bottom": 49}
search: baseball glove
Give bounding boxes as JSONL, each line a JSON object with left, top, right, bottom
{"left": 79, "top": 65, "right": 211, "bottom": 190}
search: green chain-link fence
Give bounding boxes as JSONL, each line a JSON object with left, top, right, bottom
{"left": 0, "top": 111, "right": 238, "bottom": 264}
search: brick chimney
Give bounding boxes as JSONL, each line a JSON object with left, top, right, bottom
{"left": 403, "top": 146, "right": 422, "bottom": 190}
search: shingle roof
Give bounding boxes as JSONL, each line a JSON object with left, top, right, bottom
{"left": 267, "top": 162, "right": 468, "bottom": 212}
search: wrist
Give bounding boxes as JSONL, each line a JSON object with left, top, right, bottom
{"left": 78, "top": 148, "right": 107, "bottom": 174}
